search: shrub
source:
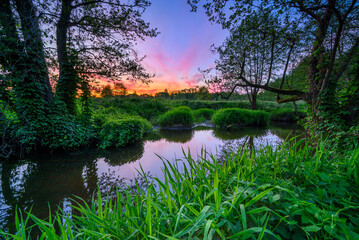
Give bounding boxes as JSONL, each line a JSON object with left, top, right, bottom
{"left": 212, "top": 108, "right": 269, "bottom": 128}
{"left": 158, "top": 106, "right": 195, "bottom": 127}
{"left": 270, "top": 110, "right": 306, "bottom": 122}
{"left": 193, "top": 108, "right": 215, "bottom": 122}
{"left": 1, "top": 100, "right": 93, "bottom": 154}
{"left": 98, "top": 116, "right": 152, "bottom": 149}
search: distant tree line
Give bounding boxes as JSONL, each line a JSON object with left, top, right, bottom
{"left": 97, "top": 85, "right": 248, "bottom": 100}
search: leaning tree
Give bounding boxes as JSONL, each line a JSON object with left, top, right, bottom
{"left": 189, "top": 0, "right": 359, "bottom": 135}
{"left": 204, "top": 8, "right": 306, "bottom": 109}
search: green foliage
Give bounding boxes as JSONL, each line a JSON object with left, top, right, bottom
{"left": 193, "top": 108, "right": 215, "bottom": 122}
{"left": 167, "top": 99, "right": 306, "bottom": 112}
{"left": 96, "top": 113, "right": 152, "bottom": 149}
{"left": 270, "top": 110, "right": 306, "bottom": 122}
{"left": 258, "top": 57, "right": 310, "bottom": 101}
{"left": 158, "top": 106, "right": 195, "bottom": 127}
{"left": 212, "top": 108, "right": 269, "bottom": 128}
{"left": 3, "top": 139, "right": 359, "bottom": 239}
{"left": 1, "top": 97, "right": 93, "bottom": 157}
{"left": 101, "top": 85, "right": 113, "bottom": 98}
{"left": 93, "top": 98, "right": 168, "bottom": 121}
{"left": 40, "top": 100, "right": 92, "bottom": 149}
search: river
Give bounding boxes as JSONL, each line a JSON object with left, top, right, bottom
{"left": 0, "top": 123, "right": 302, "bottom": 231}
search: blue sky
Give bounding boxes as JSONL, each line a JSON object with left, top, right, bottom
{"left": 127, "top": 0, "right": 228, "bottom": 94}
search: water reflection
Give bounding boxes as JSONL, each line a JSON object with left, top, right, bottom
{"left": 0, "top": 124, "right": 302, "bottom": 232}
{"left": 158, "top": 129, "right": 194, "bottom": 143}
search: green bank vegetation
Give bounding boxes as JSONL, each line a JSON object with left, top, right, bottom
{"left": 1, "top": 97, "right": 306, "bottom": 155}
{"left": 193, "top": 108, "right": 215, "bottom": 123}
{"left": 2, "top": 139, "right": 358, "bottom": 239}
{"left": 212, "top": 108, "right": 270, "bottom": 128}
{"left": 270, "top": 110, "right": 306, "bottom": 123}
{"left": 93, "top": 98, "right": 305, "bottom": 127}
{"left": 158, "top": 106, "right": 195, "bottom": 128}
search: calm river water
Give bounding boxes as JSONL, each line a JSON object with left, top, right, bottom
{"left": 0, "top": 123, "right": 302, "bottom": 231}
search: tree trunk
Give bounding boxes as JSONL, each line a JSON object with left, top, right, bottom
{"left": 304, "top": 4, "right": 337, "bottom": 132}
{"left": 0, "top": 0, "right": 49, "bottom": 124}
{"left": 14, "top": 0, "right": 53, "bottom": 103}
{"left": 56, "top": 0, "right": 79, "bottom": 114}
{"left": 250, "top": 91, "right": 257, "bottom": 110}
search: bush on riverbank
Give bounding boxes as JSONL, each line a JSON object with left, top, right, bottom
{"left": 98, "top": 116, "right": 152, "bottom": 149}
{"left": 0, "top": 100, "right": 93, "bottom": 157}
{"left": 193, "top": 108, "right": 215, "bottom": 122}
{"left": 271, "top": 109, "right": 306, "bottom": 122}
{"left": 93, "top": 109, "right": 152, "bottom": 148}
{"left": 3, "top": 139, "right": 358, "bottom": 239}
{"left": 158, "top": 106, "right": 195, "bottom": 127}
{"left": 212, "top": 108, "right": 270, "bottom": 128}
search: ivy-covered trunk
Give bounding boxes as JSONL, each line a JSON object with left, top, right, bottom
{"left": 0, "top": 0, "right": 50, "bottom": 123}
{"left": 14, "top": 0, "right": 53, "bottom": 103}
{"left": 55, "top": 0, "right": 79, "bottom": 114}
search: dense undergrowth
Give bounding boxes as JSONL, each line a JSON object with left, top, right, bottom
{"left": 270, "top": 110, "right": 306, "bottom": 122}
{"left": 193, "top": 108, "right": 215, "bottom": 123}
{"left": 93, "top": 98, "right": 306, "bottom": 119}
{"left": 158, "top": 106, "right": 195, "bottom": 127}
{"left": 1, "top": 98, "right": 306, "bottom": 156}
{"left": 2, "top": 139, "right": 358, "bottom": 239}
{"left": 212, "top": 108, "right": 270, "bottom": 128}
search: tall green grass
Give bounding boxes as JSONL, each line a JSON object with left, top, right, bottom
{"left": 212, "top": 108, "right": 270, "bottom": 128}
{"left": 98, "top": 116, "right": 152, "bottom": 149}
{"left": 2, "top": 139, "right": 359, "bottom": 239}
{"left": 158, "top": 106, "right": 195, "bottom": 128}
{"left": 193, "top": 108, "right": 215, "bottom": 123}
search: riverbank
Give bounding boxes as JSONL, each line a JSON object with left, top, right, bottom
{"left": 1, "top": 98, "right": 306, "bottom": 159}
{"left": 1, "top": 138, "right": 358, "bottom": 239}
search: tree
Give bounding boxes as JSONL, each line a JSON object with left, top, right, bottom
{"left": 46, "top": 0, "right": 159, "bottom": 113}
{"left": 0, "top": 0, "right": 53, "bottom": 124}
{"left": 155, "top": 89, "right": 170, "bottom": 99}
{"left": 197, "top": 86, "right": 211, "bottom": 100}
{"left": 189, "top": 0, "right": 359, "bottom": 134}
{"left": 0, "top": 0, "right": 158, "bottom": 157}
{"left": 205, "top": 9, "right": 300, "bottom": 109}
{"left": 113, "top": 82, "right": 128, "bottom": 96}
{"left": 101, "top": 85, "right": 113, "bottom": 98}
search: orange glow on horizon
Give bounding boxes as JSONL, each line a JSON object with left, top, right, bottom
{"left": 93, "top": 74, "right": 204, "bottom": 96}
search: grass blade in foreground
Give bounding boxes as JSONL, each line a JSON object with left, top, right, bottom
{"left": 1, "top": 139, "right": 359, "bottom": 239}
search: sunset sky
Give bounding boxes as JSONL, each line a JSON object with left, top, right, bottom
{"left": 118, "top": 0, "right": 228, "bottom": 94}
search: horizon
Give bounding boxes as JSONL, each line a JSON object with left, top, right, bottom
{"left": 95, "top": 0, "right": 228, "bottom": 95}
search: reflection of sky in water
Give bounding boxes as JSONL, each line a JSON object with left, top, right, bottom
{"left": 10, "top": 164, "right": 32, "bottom": 200}
{"left": 96, "top": 130, "right": 223, "bottom": 183}
{"left": 95, "top": 129, "right": 283, "bottom": 184}
{"left": 0, "top": 126, "right": 302, "bottom": 231}
{"left": 0, "top": 164, "right": 10, "bottom": 226}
